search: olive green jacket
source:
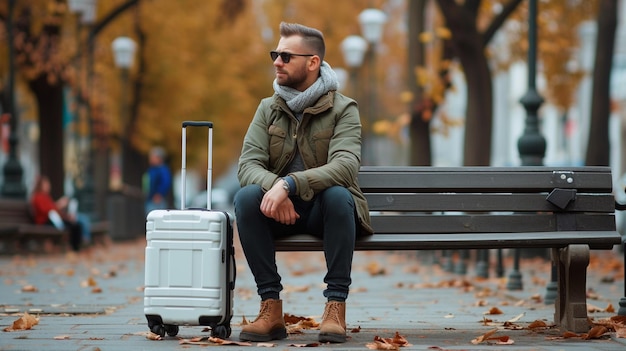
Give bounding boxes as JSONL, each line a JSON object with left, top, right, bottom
{"left": 237, "top": 90, "right": 373, "bottom": 235}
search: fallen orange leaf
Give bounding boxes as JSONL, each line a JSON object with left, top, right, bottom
{"left": 146, "top": 332, "right": 162, "bottom": 340}
{"left": 3, "top": 312, "right": 39, "bottom": 332}
{"left": 367, "top": 261, "right": 387, "bottom": 276}
{"left": 471, "top": 328, "right": 498, "bottom": 344}
{"left": 366, "top": 332, "right": 412, "bottom": 349}
{"left": 21, "top": 285, "right": 38, "bottom": 292}
{"left": 582, "top": 325, "right": 608, "bottom": 340}
{"left": 615, "top": 325, "right": 626, "bottom": 338}
{"left": 605, "top": 304, "right": 615, "bottom": 313}
{"left": 562, "top": 331, "right": 579, "bottom": 338}
{"left": 485, "top": 307, "right": 503, "bottom": 315}
{"left": 527, "top": 320, "right": 547, "bottom": 329}
{"left": 284, "top": 314, "right": 319, "bottom": 328}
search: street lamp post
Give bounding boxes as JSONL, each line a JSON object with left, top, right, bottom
{"left": 1, "top": 0, "right": 27, "bottom": 199}
{"left": 340, "top": 35, "right": 368, "bottom": 98}
{"left": 111, "top": 36, "right": 136, "bottom": 190}
{"left": 358, "top": 8, "right": 387, "bottom": 166}
{"left": 508, "top": 0, "right": 547, "bottom": 292}
{"left": 108, "top": 36, "right": 137, "bottom": 241}
{"left": 340, "top": 35, "right": 368, "bottom": 162}
{"left": 68, "top": 0, "right": 98, "bottom": 219}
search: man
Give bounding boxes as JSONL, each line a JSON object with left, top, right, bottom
{"left": 144, "top": 146, "right": 172, "bottom": 215}
{"left": 234, "top": 22, "right": 372, "bottom": 343}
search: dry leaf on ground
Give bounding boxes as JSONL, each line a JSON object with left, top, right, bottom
{"left": 366, "top": 332, "right": 411, "bottom": 349}
{"left": 581, "top": 325, "right": 609, "bottom": 340}
{"left": 178, "top": 336, "right": 251, "bottom": 346}
{"left": 615, "top": 325, "right": 626, "bottom": 338}
{"left": 288, "top": 342, "right": 320, "bottom": 347}
{"left": 471, "top": 328, "right": 498, "bottom": 344}
{"left": 21, "top": 284, "right": 38, "bottom": 292}
{"left": 146, "top": 332, "right": 162, "bottom": 340}
{"left": 507, "top": 313, "right": 525, "bottom": 323}
{"left": 484, "top": 307, "right": 503, "bottom": 315}
{"left": 367, "top": 261, "right": 387, "bottom": 276}
{"left": 527, "top": 320, "right": 548, "bottom": 329}
{"left": 3, "top": 312, "right": 39, "bottom": 332}
{"left": 284, "top": 314, "right": 319, "bottom": 329}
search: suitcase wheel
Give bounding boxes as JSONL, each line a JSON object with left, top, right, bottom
{"left": 150, "top": 323, "right": 166, "bottom": 338}
{"left": 211, "top": 324, "right": 231, "bottom": 339}
{"left": 165, "top": 324, "right": 179, "bottom": 337}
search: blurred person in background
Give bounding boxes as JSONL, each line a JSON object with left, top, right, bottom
{"left": 30, "top": 175, "right": 90, "bottom": 251}
{"left": 143, "top": 146, "right": 172, "bottom": 215}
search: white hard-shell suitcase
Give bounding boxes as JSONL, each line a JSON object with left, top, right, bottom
{"left": 144, "top": 121, "right": 235, "bottom": 338}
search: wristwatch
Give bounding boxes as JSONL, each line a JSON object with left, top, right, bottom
{"left": 281, "top": 178, "right": 290, "bottom": 193}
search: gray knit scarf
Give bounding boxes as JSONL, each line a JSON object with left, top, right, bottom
{"left": 273, "top": 61, "right": 338, "bottom": 114}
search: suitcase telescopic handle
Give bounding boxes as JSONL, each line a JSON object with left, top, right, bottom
{"left": 181, "top": 121, "right": 213, "bottom": 210}
{"left": 183, "top": 121, "right": 213, "bottom": 128}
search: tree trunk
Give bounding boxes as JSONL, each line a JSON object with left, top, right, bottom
{"left": 438, "top": 1, "right": 493, "bottom": 166}
{"left": 408, "top": 0, "right": 431, "bottom": 166}
{"left": 29, "top": 75, "right": 65, "bottom": 199}
{"left": 585, "top": 0, "right": 617, "bottom": 166}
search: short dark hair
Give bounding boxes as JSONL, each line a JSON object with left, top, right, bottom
{"left": 279, "top": 22, "right": 325, "bottom": 61}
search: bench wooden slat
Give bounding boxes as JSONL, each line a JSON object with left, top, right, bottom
{"left": 365, "top": 193, "right": 616, "bottom": 212}
{"left": 274, "top": 231, "right": 619, "bottom": 251}
{"left": 369, "top": 213, "right": 616, "bottom": 234}
{"left": 358, "top": 166, "right": 613, "bottom": 193}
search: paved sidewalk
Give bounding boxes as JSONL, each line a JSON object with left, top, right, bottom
{"left": 0, "top": 237, "right": 624, "bottom": 351}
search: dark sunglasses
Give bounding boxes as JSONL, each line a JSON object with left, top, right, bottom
{"left": 270, "top": 51, "right": 314, "bottom": 63}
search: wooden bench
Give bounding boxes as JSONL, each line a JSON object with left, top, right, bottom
{"left": 274, "top": 166, "right": 625, "bottom": 333}
{"left": 0, "top": 198, "right": 110, "bottom": 254}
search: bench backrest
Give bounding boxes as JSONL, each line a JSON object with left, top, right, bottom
{"left": 0, "top": 199, "right": 35, "bottom": 225}
{"left": 358, "top": 166, "right": 616, "bottom": 240}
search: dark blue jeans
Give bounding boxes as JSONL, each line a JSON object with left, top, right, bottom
{"left": 234, "top": 184, "right": 356, "bottom": 301}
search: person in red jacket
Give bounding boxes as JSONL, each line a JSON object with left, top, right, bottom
{"left": 30, "top": 175, "right": 83, "bottom": 251}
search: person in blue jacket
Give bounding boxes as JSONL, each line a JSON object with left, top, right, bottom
{"left": 144, "top": 146, "right": 172, "bottom": 215}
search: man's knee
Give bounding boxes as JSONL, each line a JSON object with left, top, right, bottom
{"left": 320, "top": 186, "right": 353, "bottom": 208}
{"left": 234, "top": 185, "right": 264, "bottom": 214}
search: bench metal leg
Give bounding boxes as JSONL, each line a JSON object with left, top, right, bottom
{"left": 454, "top": 249, "right": 468, "bottom": 275}
{"left": 442, "top": 250, "right": 454, "bottom": 273}
{"left": 506, "top": 249, "right": 523, "bottom": 290}
{"left": 496, "top": 249, "right": 504, "bottom": 278}
{"left": 544, "top": 259, "right": 558, "bottom": 305}
{"left": 475, "top": 249, "right": 489, "bottom": 278}
{"left": 554, "top": 244, "right": 590, "bottom": 333}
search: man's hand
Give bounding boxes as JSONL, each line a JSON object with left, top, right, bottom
{"left": 260, "top": 180, "right": 300, "bottom": 225}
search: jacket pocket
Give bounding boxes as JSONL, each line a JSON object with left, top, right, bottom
{"left": 312, "top": 128, "right": 333, "bottom": 165}
{"left": 268, "top": 124, "right": 287, "bottom": 169}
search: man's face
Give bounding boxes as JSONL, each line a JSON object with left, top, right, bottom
{"left": 273, "top": 35, "right": 312, "bottom": 91}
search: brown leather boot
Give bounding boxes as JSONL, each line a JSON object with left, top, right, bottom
{"left": 318, "top": 301, "right": 346, "bottom": 343}
{"left": 239, "top": 299, "right": 287, "bottom": 342}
